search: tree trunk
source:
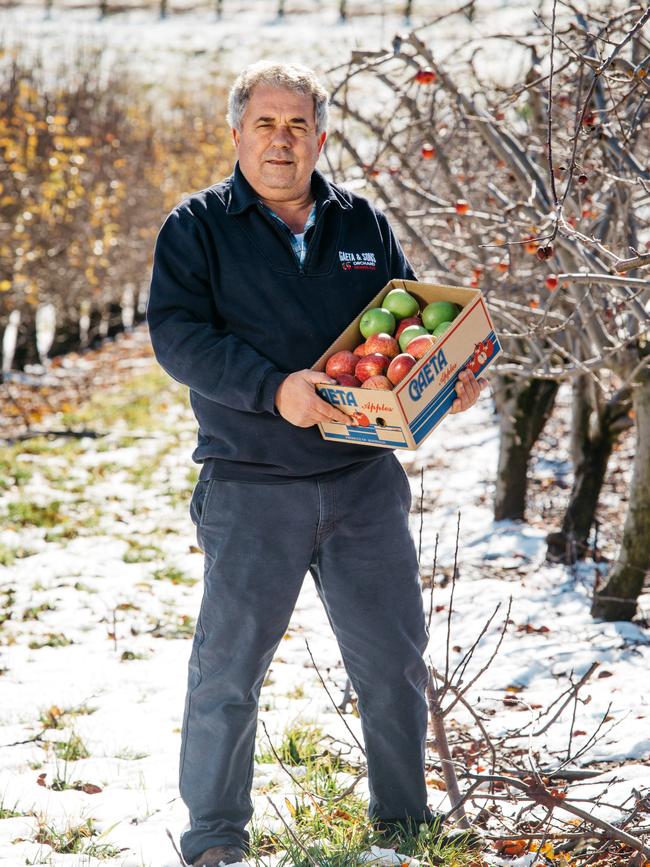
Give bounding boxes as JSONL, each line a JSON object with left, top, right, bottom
{"left": 493, "top": 376, "right": 559, "bottom": 521}
{"left": 12, "top": 308, "right": 40, "bottom": 370}
{"left": 547, "top": 377, "right": 632, "bottom": 564}
{"left": 49, "top": 310, "right": 86, "bottom": 359}
{"left": 591, "top": 369, "right": 650, "bottom": 621}
{"left": 104, "top": 301, "right": 124, "bottom": 339}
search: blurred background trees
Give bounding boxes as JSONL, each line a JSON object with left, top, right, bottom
{"left": 0, "top": 1, "right": 648, "bottom": 620}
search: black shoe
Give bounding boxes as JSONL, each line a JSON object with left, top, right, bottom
{"left": 192, "top": 844, "right": 247, "bottom": 866}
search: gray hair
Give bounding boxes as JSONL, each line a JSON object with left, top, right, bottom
{"left": 227, "top": 61, "right": 329, "bottom": 135}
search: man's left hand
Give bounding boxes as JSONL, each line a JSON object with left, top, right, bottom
{"left": 449, "top": 369, "right": 488, "bottom": 414}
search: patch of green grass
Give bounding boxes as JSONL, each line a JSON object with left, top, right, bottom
{"left": 0, "top": 544, "right": 16, "bottom": 566}
{"left": 123, "top": 539, "right": 163, "bottom": 564}
{"left": 43, "top": 527, "right": 79, "bottom": 543}
{"left": 151, "top": 565, "right": 197, "bottom": 586}
{"left": 114, "top": 746, "right": 149, "bottom": 760}
{"left": 23, "top": 601, "right": 56, "bottom": 621}
{"left": 150, "top": 612, "right": 195, "bottom": 639}
{"left": 248, "top": 727, "right": 489, "bottom": 867}
{"left": 52, "top": 731, "right": 90, "bottom": 762}
{"left": 1, "top": 587, "right": 16, "bottom": 606}
{"left": 287, "top": 683, "right": 306, "bottom": 700}
{"left": 34, "top": 817, "right": 120, "bottom": 858}
{"left": 249, "top": 784, "right": 480, "bottom": 867}
{"left": 59, "top": 367, "right": 187, "bottom": 434}
{"left": 40, "top": 500, "right": 101, "bottom": 542}
{"left": 6, "top": 499, "right": 65, "bottom": 528}
{"left": 38, "top": 702, "right": 97, "bottom": 732}
{"left": 0, "top": 457, "right": 33, "bottom": 491}
{"left": 120, "top": 649, "right": 150, "bottom": 662}
{"left": 39, "top": 706, "right": 66, "bottom": 730}
{"left": 256, "top": 722, "right": 324, "bottom": 767}
{"left": 0, "top": 795, "right": 27, "bottom": 819}
{"left": 163, "top": 484, "right": 195, "bottom": 508}
{"left": 123, "top": 443, "right": 176, "bottom": 489}
{"left": 29, "top": 632, "right": 73, "bottom": 650}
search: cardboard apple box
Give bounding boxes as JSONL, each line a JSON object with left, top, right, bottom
{"left": 311, "top": 278, "right": 501, "bottom": 450}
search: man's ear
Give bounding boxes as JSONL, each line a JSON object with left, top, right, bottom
{"left": 317, "top": 131, "right": 326, "bottom": 154}
{"left": 231, "top": 128, "right": 240, "bottom": 150}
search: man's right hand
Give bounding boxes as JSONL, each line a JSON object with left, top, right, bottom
{"left": 274, "top": 370, "right": 354, "bottom": 428}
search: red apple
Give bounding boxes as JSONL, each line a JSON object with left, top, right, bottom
{"left": 353, "top": 342, "right": 367, "bottom": 357}
{"left": 387, "top": 353, "right": 416, "bottom": 385}
{"left": 355, "top": 353, "right": 390, "bottom": 382}
{"left": 396, "top": 316, "right": 423, "bottom": 339}
{"left": 406, "top": 334, "right": 436, "bottom": 359}
{"left": 336, "top": 373, "right": 362, "bottom": 387}
{"left": 421, "top": 143, "right": 436, "bottom": 159}
{"left": 325, "top": 350, "right": 358, "bottom": 379}
{"left": 455, "top": 200, "right": 469, "bottom": 215}
{"left": 545, "top": 274, "right": 558, "bottom": 291}
{"left": 415, "top": 67, "right": 436, "bottom": 85}
{"left": 364, "top": 332, "right": 400, "bottom": 359}
{"left": 361, "top": 375, "right": 393, "bottom": 390}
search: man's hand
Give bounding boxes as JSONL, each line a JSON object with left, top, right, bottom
{"left": 275, "top": 370, "right": 354, "bottom": 428}
{"left": 449, "top": 369, "right": 488, "bottom": 414}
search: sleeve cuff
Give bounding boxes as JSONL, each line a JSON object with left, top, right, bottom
{"left": 257, "top": 369, "right": 289, "bottom": 415}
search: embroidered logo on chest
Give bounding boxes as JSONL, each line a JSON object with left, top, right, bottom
{"left": 339, "top": 251, "right": 377, "bottom": 271}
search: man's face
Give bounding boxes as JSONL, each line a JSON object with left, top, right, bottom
{"left": 232, "top": 84, "right": 326, "bottom": 202}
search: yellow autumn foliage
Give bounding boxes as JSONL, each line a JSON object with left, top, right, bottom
{"left": 0, "top": 46, "right": 233, "bottom": 351}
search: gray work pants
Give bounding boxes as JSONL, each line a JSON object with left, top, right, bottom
{"left": 179, "top": 454, "right": 433, "bottom": 864}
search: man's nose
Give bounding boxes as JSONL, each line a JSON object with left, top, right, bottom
{"left": 270, "top": 124, "right": 293, "bottom": 146}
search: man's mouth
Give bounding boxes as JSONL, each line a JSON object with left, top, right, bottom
{"left": 266, "top": 159, "right": 293, "bottom": 165}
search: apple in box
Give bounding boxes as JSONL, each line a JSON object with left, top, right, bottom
{"left": 355, "top": 353, "right": 389, "bottom": 382}
{"left": 336, "top": 373, "right": 361, "bottom": 387}
{"left": 325, "top": 350, "right": 358, "bottom": 380}
{"left": 398, "top": 325, "right": 429, "bottom": 353}
{"left": 362, "top": 375, "right": 393, "bottom": 390}
{"left": 396, "top": 316, "right": 423, "bottom": 339}
{"left": 387, "top": 353, "right": 416, "bottom": 385}
{"left": 364, "top": 333, "right": 400, "bottom": 359}
{"left": 406, "top": 334, "right": 436, "bottom": 359}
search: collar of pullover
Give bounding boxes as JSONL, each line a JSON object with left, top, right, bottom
{"left": 225, "top": 161, "right": 353, "bottom": 216}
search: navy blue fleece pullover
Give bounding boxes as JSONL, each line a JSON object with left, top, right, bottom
{"left": 147, "top": 162, "right": 415, "bottom": 482}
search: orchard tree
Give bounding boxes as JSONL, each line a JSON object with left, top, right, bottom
{"left": 325, "top": 2, "right": 649, "bottom": 620}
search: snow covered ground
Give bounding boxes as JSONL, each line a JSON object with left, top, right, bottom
{"left": 0, "top": 331, "right": 647, "bottom": 865}
{"left": 0, "top": 0, "right": 544, "bottom": 96}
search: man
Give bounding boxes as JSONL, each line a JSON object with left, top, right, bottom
{"left": 147, "top": 61, "right": 486, "bottom": 867}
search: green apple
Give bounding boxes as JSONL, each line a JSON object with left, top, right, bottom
{"left": 398, "top": 324, "right": 428, "bottom": 353}
{"left": 360, "top": 307, "right": 396, "bottom": 339}
{"left": 382, "top": 288, "right": 420, "bottom": 320}
{"left": 432, "top": 321, "right": 453, "bottom": 338}
{"left": 422, "top": 301, "right": 458, "bottom": 332}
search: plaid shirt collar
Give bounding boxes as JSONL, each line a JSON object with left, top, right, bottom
{"left": 259, "top": 201, "right": 318, "bottom": 266}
